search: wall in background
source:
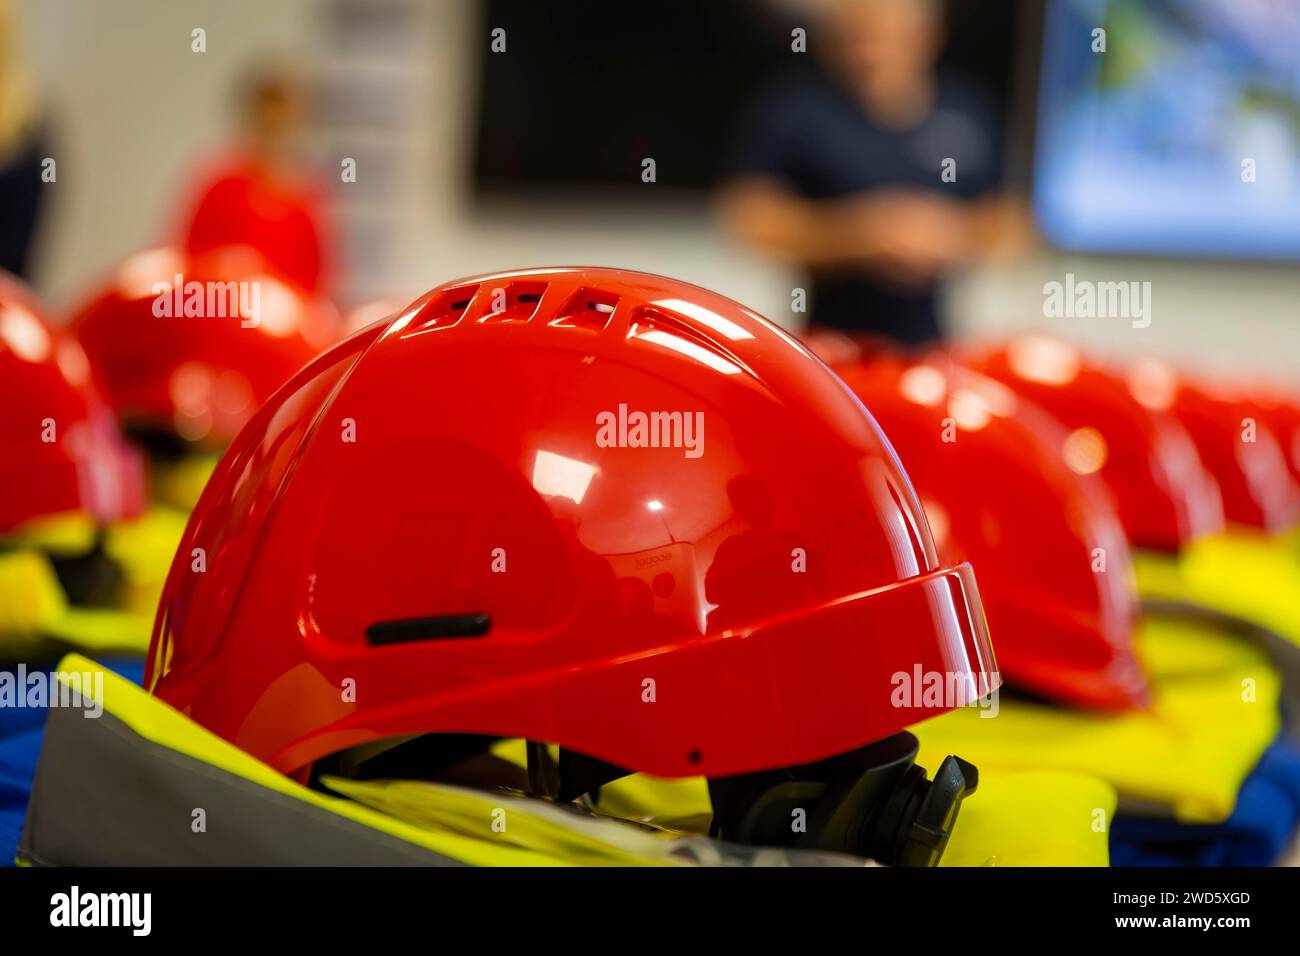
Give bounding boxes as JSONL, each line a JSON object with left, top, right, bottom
{"left": 19, "top": 0, "right": 315, "bottom": 302}
{"left": 18, "top": 0, "right": 1300, "bottom": 378}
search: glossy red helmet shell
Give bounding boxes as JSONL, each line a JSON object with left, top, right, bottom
{"left": 1156, "top": 373, "right": 1300, "bottom": 532}
{"left": 837, "top": 354, "right": 1147, "bottom": 710}
{"left": 963, "top": 336, "right": 1224, "bottom": 553}
{"left": 0, "top": 272, "right": 144, "bottom": 534}
{"left": 71, "top": 246, "right": 339, "bottom": 447}
{"left": 1243, "top": 391, "right": 1300, "bottom": 488}
{"left": 146, "top": 267, "right": 997, "bottom": 778}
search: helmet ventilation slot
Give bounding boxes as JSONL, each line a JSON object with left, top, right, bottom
{"left": 366, "top": 612, "right": 492, "bottom": 645}
{"left": 628, "top": 306, "right": 749, "bottom": 375}
{"left": 480, "top": 281, "right": 549, "bottom": 324}
{"left": 550, "top": 287, "right": 619, "bottom": 332}
{"left": 407, "top": 284, "right": 481, "bottom": 333}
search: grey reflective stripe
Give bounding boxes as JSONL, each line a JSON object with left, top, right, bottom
{"left": 18, "top": 703, "right": 465, "bottom": 866}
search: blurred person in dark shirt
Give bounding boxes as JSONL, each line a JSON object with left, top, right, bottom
{"left": 177, "top": 62, "right": 334, "bottom": 295}
{"left": 0, "top": 0, "right": 48, "bottom": 279}
{"left": 720, "top": 0, "right": 1030, "bottom": 351}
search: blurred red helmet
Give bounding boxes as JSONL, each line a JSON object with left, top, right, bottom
{"left": 0, "top": 272, "right": 144, "bottom": 535}
{"left": 1243, "top": 390, "right": 1300, "bottom": 488}
{"left": 1153, "top": 371, "right": 1300, "bottom": 532}
{"left": 838, "top": 354, "right": 1147, "bottom": 710}
{"left": 963, "top": 336, "right": 1224, "bottom": 553}
{"left": 146, "top": 268, "right": 997, "bottom": 861}
{"left": 71, "top": 246, "right": 339, "bottom": 448}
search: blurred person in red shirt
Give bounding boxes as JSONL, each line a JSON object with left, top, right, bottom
{"left": 177, "top": 62, "right": 334, "bottom": 295}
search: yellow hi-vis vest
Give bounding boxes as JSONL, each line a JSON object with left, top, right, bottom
{"left": 0, "top": 507, "right": 188, "bottom": 658}
{"left": 18, "top": 656, "right": 866, "bottom": 867}
{"left": 914, "top": 612, "right": 1280, "bottom": 824}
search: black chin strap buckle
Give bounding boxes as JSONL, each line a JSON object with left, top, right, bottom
{"left": 881, "top": 753, "right": 979, "bottom": 867}
{"left": 706, "top": 732, "right": 978, "bottom": 867}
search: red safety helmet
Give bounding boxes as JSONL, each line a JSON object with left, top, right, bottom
{"left": 1153, "top": 371, "right": 1300, "bottom": 532}
{"left": 0, "top": 272, "right": 144, "bottom": 535}
{"left": 147, "top": 268, "right": 997, "bottom": 861}
{"left": 1245, "top": 391, "right": 1300, "bottom": 488}
{"left": 837, "top": 354, "right": 1147, "bottom": 710}
{"left": 71, "top": 245, "right": 339, "bottom": 448}
{"left": 963, "top": 336, "right": 1224, "bottom": 553}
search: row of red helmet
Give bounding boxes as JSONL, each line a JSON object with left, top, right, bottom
{"left": 835, "top": 334, "right": 1300, "bottom": 713}
{"left": 4, "top": 264, "right": 1299, "bottom": 844}
{"left": 1, "top": 247, "right": 338, "bottom": 535}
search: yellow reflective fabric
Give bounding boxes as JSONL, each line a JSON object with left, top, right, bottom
{"left": 0, "top": 507, "right": 187, "bottom": 657}
{"left": 0, "top": 547, "right": 152, "bottom": 657}
{"left": 584, "top": 760, "right": 1115, "bottom": 867}
{"left": 321, "top": 777, "right": 687, "bottom": 866}
{"left": 50, "top": 656, "right": 563, "bottom": 866}
{"left": 103, "top": 506, "right": 189, "bottom": 617}
{"left": 1143, "top": 530, "right": 1300, "bottom": 649}
{"left": 937, "top": 771, "right": 1115, "bottom": 867}
{"left": 41, "top": 607, "right": 153, "bottom": 653}
{"left": 0, "top": 512, "right": 97, "bottom": 556}
{"left": 1131, "top": 550, "right": 1187, "bottom": 605}
{"left": 915, "top": 615, "right": 1279, "bottom": 823}
{"left": 150, "top": 455, "right": 219, "bottom": 512}
{"left": 491, "top": 738, "right": 717, "bottom": 834}
{"left": 0, "top": 551, "right": 67, "bottom": 655}
{"left": 594, "top": 774, "right": 715, "bottom": 834}
{"left": 589, "top": 764, "right": 1114, "bottom": 867}
{"left": 42, "top": 658, "right": 848, "bottom": 866}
